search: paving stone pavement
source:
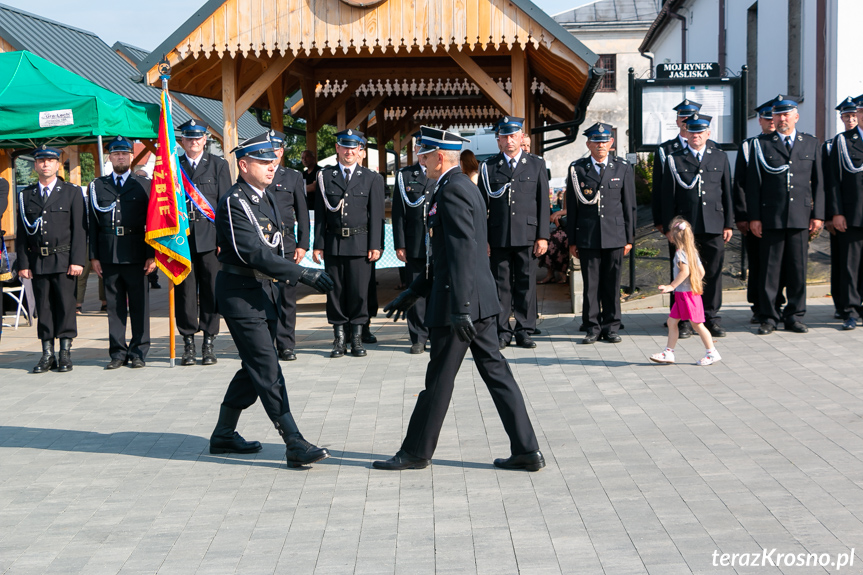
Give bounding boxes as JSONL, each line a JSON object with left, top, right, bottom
{"left": 2, "top": 274, "right": 862, "bottom": 574}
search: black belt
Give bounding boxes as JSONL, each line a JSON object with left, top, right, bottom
{"left": 100, "top": 226, "right": 145, "bottom": 236}
{"left": 35, "top": 244, "right": 71, "bottom": 257}
{"left": 327, "top": 225, "right": 368, "bottom": 237}
{"left": 220, "top": 263, "right": 278, "bottom": 283}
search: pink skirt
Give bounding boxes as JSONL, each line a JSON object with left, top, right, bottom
{"left": 670, "top": 291, "right": 705, "bottom": 323}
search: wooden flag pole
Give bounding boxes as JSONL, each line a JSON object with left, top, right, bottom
{"left": 169, "top": 282, "right": 176, "bottom": 367}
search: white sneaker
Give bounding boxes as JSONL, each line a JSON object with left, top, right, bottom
{"left": 650, "top": 349, "right": 675, "bottom": 364}
{"left": 697, "top": 350, "right": 722, "bottom": 366}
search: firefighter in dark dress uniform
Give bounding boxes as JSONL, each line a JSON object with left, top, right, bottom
{"left": 89, "top": 136, "right": 156, "bottom": 369}
{"left": 176, "top": 119, "right": 232, "bottom": 366}
{"left": 17, "top": 146, "right": 86, "bottom": 373}
{"left": 479, "top": 117, "right": 550, "bottom": 349}
{"left": 733, "top": 100, "right": 777, "bottom": 323}
{"left": 265, "top": 130, "right": 310, "bottom": 361}
{"left": 565, "top": 123, "right": 636, "bottom": 344}
{"left": 823, "top": 97, "right": 859, "bottom": 321}
{"left": 312, "top": 129, "right": 385, "bottom": 358}
{"left": 661, "top": 114, "right": 734, "bottom": 336}
{"left": 651, "top": 99, "right": 702, "bottom": 339}
{"left": 210, "top": 133, "right": 334, "bottom": 467}
{"left": 392, "top": 131, "right": 435, "bottom": 354}
{"left": 376, "top": 127, "right": 543, "bottom": 472}
{"left": 747, "top": 96, "right": 824, "bottom": 334}
{"left": 829, "top": 95, "right": 863, "bottom": 330}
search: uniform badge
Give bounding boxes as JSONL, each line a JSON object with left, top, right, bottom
{"left": 429, "top": 202, "right": 437, "bottom": 215}
{"left": 521, "top": 158, "right": 527, "bottom": 164}
{"left": 413, "top": 171, "right": 419, "bottom": 177}
{"left": 583, "top": 187, "right": 594, "bottom": 197}
{"left": 854, "top": 133, "right": 859, "bottom": 140}
{"left": 498, "top": 160, "right": 504, "bottom": 166}
{"left": 267, "top": 223, "right": 273, "bottom": 231}
{"left": 673, "top": 143, "right": 679, "bottom": 149}
{"left": 332, "top": 170, "right": 339, "bottom": 177}
{"left": 797, "top": 135, "right": 803, "bottom": 141}
{"left": 190, "top": 120, "right": 196, "bottom": 126}
{"left": 251, "top": 195, "right": 260, "bottom": 204}
{"left": 773, "top": 135, "right": 779, "bottom": 141}
{"left": 406, "top": 186, "right": 411, "bottom": 192}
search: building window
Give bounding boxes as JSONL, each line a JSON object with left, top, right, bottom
{"left": 747, "top": 2, "right": 758, "bottom": 118}
{"left": 598, "top": 54, "right": 616, "bottom": 92}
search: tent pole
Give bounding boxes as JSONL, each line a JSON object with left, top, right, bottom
{"left": 97, "top": 136, "right": 104, "bottom": 176}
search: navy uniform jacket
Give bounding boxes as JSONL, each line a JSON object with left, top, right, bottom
{"left": 652, "top": 136, "right": 687, "bottom": 227}
{"left": 17, "top": 180, "right": 87, "bottom": 275}
{"left": 480, "top": 152, "right": 550, "bottom": 248}
{"left": 829, "top": 128, "right": 863, "bottom": 228}
{"left": 661, "top": 147, "right": 734, "bottom": 234}
{"left": 565, "top": 156, "right": 636, "bottom": 250}
{"left": 732, "top": 137, "right": 758, "bottom": 222}
{"left": 392, "top": 164, "right": 433, "bottom": 258}
{"left": 179, "top": 151, "right": 232, "bottom": 252}
{"left": 409, "top": 168, "right": 501, "bottom": 328}
{"left": 745, "top": 132, "right": 824, "bottom": 229}
{"left": 88, "top": 174, "right": 155, "bottom": 264}
{"left": 313, "top": 165, "right": 385, "bottom": 256}
{"left": 268, "top": 165, "right": 309, "bottom": 254}
{"left": 215, "top": 179, "right": 305, "bottom": 319}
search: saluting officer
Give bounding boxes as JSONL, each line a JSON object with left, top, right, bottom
{"left": 733, "top": 100, "right": 776, "bottom": 323}
{"left": 17, "top": 146, "right": 86, "bottom": 373}
{"left": 479, "top": 116, "right": 549, "bottom": 349}
{"left": 176, "top": 119, "right": 232, "bottom": 366}
{"left": 747, "top": 96, "right": 824, "bottom": 334}
{"left": 823, "top": 97, "right": 859, "bottom": 320}
{"left": 565, "top": 123, "right": 636, "bottom": 344}
{"left": 377, "top": 127, "right": 543, "bottom": 472}
{"left": 266, "top": 130, "right": 310, "bottom": 361}
{"left": 89, "top": 137, "right": 156, "bottom": 369}
{"left": 211, "top": 133, "right": 334, "bottom": 467}
{"left": 828, "top": 95, "right": 863, "bottom": 330}
{"left": 661, "top": 114, "right": 734, "bottom": 337}
{"left": 392, "top": 131, "right": 435, "bottom": 354}
{"left": 312, "top": 129, "right": 385, "bottom": 358}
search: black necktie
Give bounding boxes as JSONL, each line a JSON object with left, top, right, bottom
{"left": 344, "top": 168, "right": 351, "bottom": 184}
{"left": 115, "top": 175, "right": 122, "bottom": 188}
{"left": 510, "top": 159, "right": 516, "bottom": 172}
{"left": 42, "top": 186, "right": 49, "bottom": 199}
{"left": 597, "top": 163, "right": 606, "bottom": 179}
{"left": 785, "top": 136, "right": 792, "bottom": 153}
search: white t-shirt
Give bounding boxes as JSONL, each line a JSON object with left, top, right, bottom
{"left": 672, "top": 249, "right": 701, "bottom": 293}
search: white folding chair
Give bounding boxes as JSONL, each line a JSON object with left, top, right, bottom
{"left": 2, "top": 285, "right": 31, "bottom": 329}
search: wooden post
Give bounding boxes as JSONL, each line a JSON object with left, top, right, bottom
{"left": 337, "top": 105, "right": 347, "bottom": 130}
{"left": 222, "top": 57, "right": 239, "bottom": 180}
{"left": 66, "top": 146, "right": 81, "bottom": 186}
{"left": 376, "top": 105, "right": 387, "bottom": 176}
{"left": 511, "top": 44, "right": 527, "bottom": 119}
{"left": 0, "top": 149, "right": 13, "bottom": 240}
{"left": 360, "top": 120, "right": 369, "bottom": 169}
{"left": 301, "top": 78, "right": 318, "bottom": 158}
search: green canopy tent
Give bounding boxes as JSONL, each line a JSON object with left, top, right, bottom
{"left": 0, "top": 51, "right": 159, "bottom": 154}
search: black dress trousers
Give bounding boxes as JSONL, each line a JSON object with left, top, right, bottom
{"left": 579, "top": 247, "right": 623, "bottom": 336}
{"left": 175, "top": 233, "right": 220, "bottom": 337}
{"left": 404, "top": 256, "right": 429, "bottom": 345}
{"left": 400, "top": 316, "right": 539, "bottom": 460}
{"left": 32, "top": 272, "right": 78, "bottom": 340}
{"left": 490, "top": 246, "right": 537, "bottom": 342}
{"left": 102, "top": 262, "right": 150, "bottom": 360}
{"left": 324, "top": 254, "right": 372, "bottom": 326}
{"left": 694, "top": 233, "right": 725, "bottom": 325}
{"left": 839, "top": 227, "right": 863, "bottom": 319}
{"left": 275, "top": 277, "right": 298, "bottom": 352}
{"left": 759, "top": 228, "right": 809, "bottom": 326}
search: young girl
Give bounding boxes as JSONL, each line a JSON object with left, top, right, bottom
{"left": 651, "top": 217, "right": 721, "bottom": 366}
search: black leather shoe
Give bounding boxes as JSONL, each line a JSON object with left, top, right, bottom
{"left": 493, "top": 451, "right": 546, "bottom": 472}
{"left": 33, "top": 340, "right": 56, "bottom": 374}
{"left": 150, "top": 281, "right": 162, "bottom": 289}
{"left": 601, "top": 332, "right": 622, "bottom": 344}
{"left": 361, "top": 323, "right": 377, "bottom": 344}
{"left": 278, "top": 349, "right": 297, "bottom": 361}
{"left": 707, "top": 324, "right": 726, "bottom": 338}
{"left": 843, "top": 317, "right": 858, "bottom": 330}
{"left": 57, "top": 338, "right": 73, "bottom": 372}
{"left": 785, "top": 321, "right": 809, "bottom": 333}
{"left": 350, "top": 324, "right": 367, "bottom": 357}
{"left": 834, "top": 310, "right": 843, "bottom": 319}
{"left": 424, "top": 341, "right": 431, "bottom": 351}
{"left": 331, "top": 325, "right": 346, "bottom": 358}
{"left": 533, "top": 328, "right": 542, "bottom": 335}
{"left": 498, "top": 339, "right": 508, "bottom": 351}
{"left": 516, "top": 336, "right": 537, "bottom": 348}
{"left": 410, "top": 343, "right": 424, "bottom": 354}
{"left": 181, "top": 335, "right": 196, "bottom": 365}
{"left": 678, "top": 321, "right": 693, "bottom": 339}
{"left": 106, "top": 357, "right": 128, "bottom": 370}
{"left": 750, "top": 314, "right": 761, "bottom": 324}
{"left": 284, "top": 436, "right": 330, "bottom": 467}
{"left": 373, "top": 450, "right": 430, "bottom": 470}
{"left": 581, "top": 333, "right": 598, "bottom": 344}
{"left": 758, "top": 323, "right": 775, "bottom": 335}
{"left": 210, "top": 405, "right": 263, "bottom": 454}
{"left": 201, "top": 333, "right": 217, "bottom": 365}
{"left": 130, "top": 357, "right": 145, "bottom": 368}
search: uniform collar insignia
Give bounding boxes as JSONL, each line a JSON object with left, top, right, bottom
{"left": 332, "top": 170, "right": 339, "bottom": 176}
{"left": 250, "top": 194, "right": 260, "bottom": 204}
{"left": 498, "top": 159, "right": 504, "bottom": 166}
{"left": 773, "top": 135, "right": 779, "bottom": 141}
{"left": 521, "top": 158, "right": 527, "bottom": 164}
{"left": 797, "top": 135, "right": 803, "bottom": 141}
{"left": 673, "top": 142, "right": 679, "bottom": 149}
{"left": 854, "top": 133, "right": 859, "bottom": 140}
{"left": 707, "top": 149, "right": 712, "bottom": 154}
{"left": 413, "top": 171, "right": 419, "bottom": 177}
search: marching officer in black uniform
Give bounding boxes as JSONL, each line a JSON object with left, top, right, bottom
{"left": 479, "top": 116, "right": 549, "bottom": 349}
{"left": 747, "top": 96, "right": 824, "bottom": 334}
{"left": 733, "top": 100, "right": 776, "bottom": 323}
{"left": 565, "top": 123, "right": 636, "bottom": 344}
{"left": 17, "top": 146, "right": 86, "bottom": 373}
{"left": 661, "top": 114, "right": 734, "bottom": 336}
{"left": 652, "top": 99, "right": 704, "bottom": 338}
{"left": 211, "top": 133, "right": 334, "bottom": 467}
{"left": 376, "top": 127, "right": 543, "bottom": 472}
{"left": 89, "top": 137, "right": 156, "bottom": 369}
{"left": 176, "top": 119, "right": 232, "bottom": 366}
{"left": 312, "top": 129, "right": 385, "bottom": 358}
{"left": 823, "top": 97, "right": 859, "bottom": 320}
{"left": 392, "top": 131, "right": 435, "bottom": 354}
{"left": 828, "top": 95, "right": 863, "bottom": 330}
{"left": 266, "top": 130, "right": 310, "bottom": 361}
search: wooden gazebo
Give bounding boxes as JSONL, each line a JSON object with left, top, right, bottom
{"left": 141, "top": 0, "right": 600, "bottom": 177}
